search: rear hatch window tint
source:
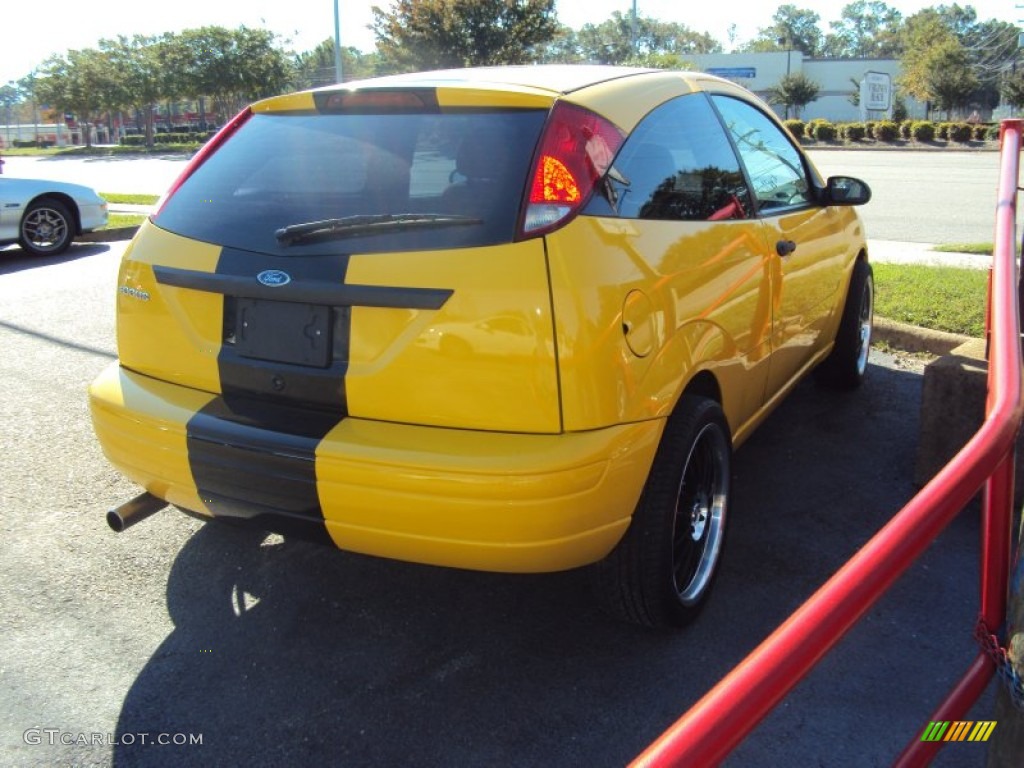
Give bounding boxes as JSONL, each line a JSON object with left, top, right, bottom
{"left": 154, "top": 109, "right": 547, "bottom": 255}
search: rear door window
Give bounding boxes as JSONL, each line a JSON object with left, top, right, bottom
{"left": 586, "top": 93, "right": 750, "bottom": 222}
{"left": 154, "top": 109, "right": 547, "bottom": 255}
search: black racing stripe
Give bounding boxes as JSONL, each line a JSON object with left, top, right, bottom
{"left": 213, "top": 247, "right": 352, "bottom": 409}
{"left": 185, "top": 246, "right": 353, "bottom": 544}
{"left": 187, "top": 396, "right": 338, "bottom": 546}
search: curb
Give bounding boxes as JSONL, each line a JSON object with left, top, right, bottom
{"left": 77, "top": 226, "right": 140, "bottom": 243}
{"left": 873, "top": 316, "right": 975, "bottom": 356}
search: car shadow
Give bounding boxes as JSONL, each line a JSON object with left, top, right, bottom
{"left": 110, "top": 360, "right": 987, "bottom": 767}
{"left": 0, "top": 242, "right": 111, "bottom": 274}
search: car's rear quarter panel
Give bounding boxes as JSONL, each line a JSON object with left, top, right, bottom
{"left": 545, "top": 217, "right": 774, "bottom": 437}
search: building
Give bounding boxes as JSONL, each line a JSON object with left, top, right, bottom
{"left": 689, "top": 51, "right": 928, "bottom": 123}
{"left": 0, "top": 121, "right": 101, "bottom": 148}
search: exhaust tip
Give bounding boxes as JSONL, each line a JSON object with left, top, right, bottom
{"left": 107, "top": 492, "right": 167, "bottom": 532}
{"left": 106, "top": 509, "right": 125, "bottom": 532}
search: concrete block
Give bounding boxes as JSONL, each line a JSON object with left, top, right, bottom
{"left": 914, "top": 338, "right": 1024, "bottom": 499}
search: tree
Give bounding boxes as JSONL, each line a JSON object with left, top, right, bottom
{"left": 766, "top": 72, "right": 820, "bottom": 118}
{"left": 16, "top": 73, "right": 43, "bottom": 136}
{"left": 1001, "top": 68, "right": 1024, "bottom": 110}
{"left": 626, "top": 52, "right": 697, "bottom": 70}
{"left": 291, "top": 40, "right": 381, "bottom": 88}
{"left": 35, "top": 48, "right": 116, "bottom": 147}
{"left": 533, "top": 24, "right": 584, "bottom": 63}
{"left": 163, "top": 27, "right": 291, "bottom": 124}
{"left": 898, "top": 8, "right": 1006, "bottom": 118}
{"left": 371, "top": 0, "right": 558, "bottom": 72}
{"left": 958, "top": 18, "right": 1021, "bottom": 112}
{"left": 898, "top": 10, "right": 957, "bottom": 109}
{"left": 574, "top": 11, "right": 720, "bottom": 64}
{"left": 924, "top": 40, "right": 978, "bottom": 116}
{"left": 0, "top": 83, "right": 19, "bottom": 145}
{"left": 823, "top": 1, "right": 903, "bottom": 58}
{"left": 933, "top": 2, "right": 978, "bottom": 39}
{"left": 743, "top": 5, "right": 823, "bottom": 57}
{"left": 100, "top": 35, "right": 166, "bottom": 148}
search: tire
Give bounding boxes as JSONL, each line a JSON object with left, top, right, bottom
{"left": 592, "top": 395, "right": 731, "bottom": 628}
{"left": 815, "top": 260, "right": 873, "bottom": 389}
{"left": 19, "top": 197, "right": 75, "bottom": 257}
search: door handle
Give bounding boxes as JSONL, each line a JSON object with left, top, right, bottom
{"left": 776, "top": 239, "right": 797, "bottom": 257}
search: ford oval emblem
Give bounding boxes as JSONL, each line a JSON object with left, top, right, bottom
{"left": 257, "top": 269, "right": 291, "bottom": 287}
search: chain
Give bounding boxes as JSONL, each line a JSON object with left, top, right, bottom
{"left": 975, "top": 618, "right": 1024, "bottom": 712}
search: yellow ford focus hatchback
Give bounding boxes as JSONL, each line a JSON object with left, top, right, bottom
{"left": 90, "top": 66, "right": 872, "bottom": 627}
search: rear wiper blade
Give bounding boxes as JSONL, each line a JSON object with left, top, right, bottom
{"left": 275, "top": 213, "right": 482, "bottom": 246}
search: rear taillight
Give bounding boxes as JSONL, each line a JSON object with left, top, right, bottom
{"left": 520, "top": 101, "right": 624, "bottom": 238}
{"left": 153, "top": 107, "right": 253, "bottom": 216}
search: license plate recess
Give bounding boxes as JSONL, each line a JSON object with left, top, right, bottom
{"left": 234, "top": 298, "right": 331, "bottom": 367}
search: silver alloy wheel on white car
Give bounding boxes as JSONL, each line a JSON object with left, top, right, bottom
{"left": 19, "top": 198, "right": 74, "bottom": 256}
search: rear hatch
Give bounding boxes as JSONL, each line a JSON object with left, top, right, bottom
{"left": 122, "top": 85, "right": 561, "bottom": 433}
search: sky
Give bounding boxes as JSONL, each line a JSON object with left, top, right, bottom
{"left": 2, "top": 0, "right": 1021, "bottom": 86}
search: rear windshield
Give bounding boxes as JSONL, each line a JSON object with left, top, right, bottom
{"left": 154, "top": 109, "right": 547, "bottom": 255}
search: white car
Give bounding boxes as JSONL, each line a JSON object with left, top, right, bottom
{"left": 0, "top": 177, "right": 108, "bottom": 256}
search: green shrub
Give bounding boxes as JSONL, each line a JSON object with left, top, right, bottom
{"left": 911, "top": 121, "right": 936, "bottom": 142}
{"left": 986, "top": 124, "right": 1002, "bottom": 141}
{"left": 864, "top": 121, "right": 876, "bottom": 139}
{"left": 783, "top": 119, "right": 805, "bottom": 139}
{"left": 875, "top": 121, "right": 899, "bottom": 142}
{"left": 812, "top": 120, "right": 837, "bottom": 141}
{"left": 893, "top": 97, "right": 908, "bottom": 122}
{"left": 899, "top": 121, "right": 912, "bottom": 139}
{"left": 948, "top": 122, "right": 972, "bottom": 142}
{"left": 936, "top": 122, "right": 951, "bottom": 140}
{"left": 844, "top": 123, "right": 866, "bottom": 141}
{"left": 973, "top": 124, "right": 991, "bottom": 141}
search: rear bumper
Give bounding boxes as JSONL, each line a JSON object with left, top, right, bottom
{"left": 89, "top": 363, "right": 662, "bottom": 572}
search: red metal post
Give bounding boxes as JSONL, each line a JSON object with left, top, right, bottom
{"left": 893, "top": 119, "right": 1022, "bottom": 766}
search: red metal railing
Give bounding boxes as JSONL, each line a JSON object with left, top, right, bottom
{"left": 633, "top": 120, "right": 1024, "bottom": 768}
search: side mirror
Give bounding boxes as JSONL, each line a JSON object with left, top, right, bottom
{"left": 824, "top": 175, "right": 871, "bottom": 206}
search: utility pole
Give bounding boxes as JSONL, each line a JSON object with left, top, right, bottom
{"left": 334, "top": 0, "right": 344, "bottom": 84}
{"left": 631, "top": 0, "right": 637, "bottom": 56}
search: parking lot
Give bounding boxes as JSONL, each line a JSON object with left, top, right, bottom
{"left": 0, "top": 234, "right": 996, "bottom": 766}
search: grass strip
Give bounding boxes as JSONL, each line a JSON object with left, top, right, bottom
{"left": 873, "top": 262, "right": 987, "bottom": 338}
{"left": 102, "top": 213, "right": 146, "bottom": 229}
{"left": 931, "top": 242, "right": 993, "bottom": 255}
{"left": 101, "top": 192, "right": 160, "bottom": 205}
